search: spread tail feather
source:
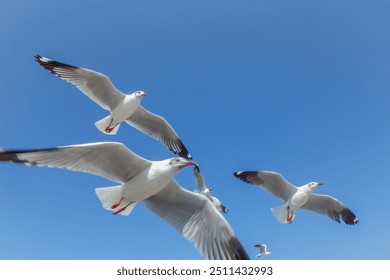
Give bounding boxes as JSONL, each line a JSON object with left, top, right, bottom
{"left": 95, "top": 186, "right": 137, "bottom": 216}
{"left": 95, "top": 116, "right": 120, "bottom": 135}
{"left": 271, "top": 205, "right": 294, "bottom": 224}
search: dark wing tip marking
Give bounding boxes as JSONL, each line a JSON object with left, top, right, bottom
{"left": 194, "top": 164, "right": 200, "bottom": 173}
{"left": 341, "top": 207, "right": 359, "bottom": 225}
{"left": 165, "top": 137, "right": 192, "bottom": 160}
{"left": 0, "top": 147, "right": 60, "bottom": 165}
{"left": 0, "top": 150, "right": 24, "bottom": 163}
{"left": 230, "top": 237, "right": 250, "bottom": 260}
{"left": 233, "top": 171, "right": 264, "bottom": 186}
{"left": 34, "top": 54, "right": 79, "bottom": 75}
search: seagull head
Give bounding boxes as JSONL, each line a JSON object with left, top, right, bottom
{"left": 306, "top": 182, "right": 323, "bottom": 191}
{"left": 169, "top": 157, "right": 197, "bottom": 169}
{"left": 134, "top": 90, "right": 147, "bottom": 98}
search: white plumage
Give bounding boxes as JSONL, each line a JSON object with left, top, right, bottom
{"left": 234, "top": 171, "right": 359, "bottom": 225}
{"left": 34, "top": 55, "right": 192, "bottom": 159}
{"left": 255, "top": 244, "right": 271, "bottom": 257}
{"left": 0, "top": 143, "right": 249, "bottom": 260}
{"left": 193, "top": 165, "right": 227, "bottom": 213}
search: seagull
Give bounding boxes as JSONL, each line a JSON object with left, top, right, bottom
{"left": 254, "top": 244, "right": 271, "bottom": 257}
{"left": 193, "top": 165, "right": 227, "bottom": 213}
{"left": 233, "top": 171, "right": 359, "bottom": 225}
{"left": 0, "top": 142, "right": 249, "bottom": 259}
{"left": 34, "top": 55, "right": 192, "bottom": 160}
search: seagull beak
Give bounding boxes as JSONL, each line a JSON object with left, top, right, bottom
{"left": 184, "top": 161, "right": 197, "bottom": 166}
{"left": 317, "top": 182, "right": 323, "bottom": 186}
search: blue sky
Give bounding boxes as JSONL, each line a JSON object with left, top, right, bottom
{"left": 0, "top": 1, "right": 389, "bottom": 260}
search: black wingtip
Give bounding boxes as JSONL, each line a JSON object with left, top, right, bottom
{"left": 231, "top": 238, "right": 251, "bottom": 260}
{"left": 0, "top": 150, "right": 22, "bottom": 163}
{"left": 174, "top": 139, "right": 192, "bottom": 160}
{"left": 233, "top": 171, "right": 249, "bottom": 182}
{"left": 34, "top": 55, "right": 78, "bottom": 73}
{"left": 194, "top": 164, "right": 200, "bottom": 173}
{"left": 341, "top": 208, "right": 359, "bottom": 225}
{"left": 0, "top": 147, "right": 59, "bottom": 164}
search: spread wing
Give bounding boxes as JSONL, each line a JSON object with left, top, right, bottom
{"left": 143, "top": 180, "right": 249, "bottom": 260}
{"left": 302, "top": 194, "right": 359, "bottom": 225}
{"left": 234, "top": 171, "right": 297, "bottom": 202}
{"left": 0, "top": 142, "right": 151, "bottom": 183}
{"left": 126, "top": 106, "right": 192, "bottom": 159}
{"left": 35, "top": 55, "right": 125, "bottom": 111}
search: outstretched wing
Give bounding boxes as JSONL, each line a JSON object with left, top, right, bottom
{"left": 143, "top": 180, "right": 249, "bottom": 260}
{"left": 35, "top": 55, "right": 125, "bottom": 111}
{"left": 126, "top": 106, "right": 192, "bottom": 159}
{"left": 0, "top": 142, "right": 151, "bottom": 183}
{"left": 302, "top": 194, "right": 359, "bottom": 225}
{"left": 234, "top": 171, "right": 297, "bottom": 202}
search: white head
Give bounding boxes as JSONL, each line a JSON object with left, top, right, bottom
{"left": 168, "top": 157, "right": 197, "bottom": 170}
{"left": 134, "top": 90, "right": 147, "bottom": 99}
{"left": 305, "top": 181, "right": 323, "bottom": 191}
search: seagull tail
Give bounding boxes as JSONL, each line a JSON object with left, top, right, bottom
{"left": 95, "top": 186, "right": 137, "bottom": 216}
{"left": 95, "top": 116, "right": 120, "bottom": 135}
{"left": 271, "top": 205, "right": 290, "bottom": 224}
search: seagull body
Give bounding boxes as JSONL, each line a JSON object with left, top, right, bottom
{"left": 0, "top": 142, "right": 249, "bottom": 259}
{"left": 255, "top": 244, "right": 271, "bottom": 257}
{"left": 234, "top": 171, "right": 359, "bottom": 225}
{"left": 34, "top": 55, "right": 192, "bottom": 159}
{"left": 194, "top": 165, "right": 227, "bottom": 213}
{"left": 95, "top": 91, "right": 145, "bottom": 135}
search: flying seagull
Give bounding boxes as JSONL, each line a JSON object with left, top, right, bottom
{"left": 34, "top": 55, "right": 192, "bottom": 159}
{"left": 233, "top": 171, "right": 358, "bottom": 225}
{"left": 0, "top": 142, "right": 249, "bottom": 259}
{"left": 254, "top": 244, "right": 271, "bottom": 257}
{"left": 193, "top": 165, "right": 227, "bottom": 213}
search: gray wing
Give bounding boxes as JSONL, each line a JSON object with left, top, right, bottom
{"left": 35, "top": 55, "right": 125, "bottom": 111}
{"left": 234, "top": 171, "right": 297, "bottom": 202}
{"left": 126, "top": 106, "right": 192, "bottom": 159}
{"left": 0, "top": 142, "right": 151, "bottom": 183}
{"left": 194, "top": 165, "right": 207, "bottom": 192}
{"left": 301, "top": 194, "right": 359, "bottom": 225}
{"left": 143, "top": 180, "right": 249, "bottom": 260}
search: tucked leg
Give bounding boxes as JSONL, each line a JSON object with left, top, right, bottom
{"left": 104, "top": 119, "right": 114, "bottom": 133}
{"left": 111, "top": 197, "right": 124, "bottom": 209}
{"left": 113, "top": 202, "right": 133, "bottom": 215}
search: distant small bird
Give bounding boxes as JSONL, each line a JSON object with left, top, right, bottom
{"left": 194, "top": 165, "right": 227, "bottom": 213}
{"left": 234, "top": 171, "right": 359, "bottom": 225}
{"left": 0, "top": 142, "right": 249, "bottom": 260}
{"left": 34, "top": 55, "right": 192, "bottom": 159}
{"left": 254, "top": 244, "right": 271, "bottom": 257}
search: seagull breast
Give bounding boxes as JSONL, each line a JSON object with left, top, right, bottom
{"left": 111, "top": 94, "right": 140, "bottom": 124}
{"left": 288, "top": 190, "right": 311, "bottom": 210}
{"left": 121, "top": 159, "right": 179, "bottom": 202}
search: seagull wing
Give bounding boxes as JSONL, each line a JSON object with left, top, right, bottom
{"left": 301, "top": 194, "right": 359, "bottom": 225}
{"left": 35, "top": 55, "right": 125, "bottom": 111}
{"left": 0, "top": 142, "right": 151, "bottom": 183}
{"left": 143, "top": 180, "right": 249, "bottom": 260}
{"left": 126, "top": 106, "right": 192, "bottom": 159}
{"left": 234, "top": 171, "right": 297, "bottom": 202}
{"left": 194, "top": 165, "right": 207, "bottom": 192}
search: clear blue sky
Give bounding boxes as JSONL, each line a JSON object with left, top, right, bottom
{"left": 0, "top": 1, "right": 389, "bottom": 260}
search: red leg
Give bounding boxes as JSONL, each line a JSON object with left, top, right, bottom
{"left": 111, "top": 197, "right": 124, "bottom": 209}
{"left": 113, "top": 202, "right": 133, "bottom": 215}
{"left": 105, "top": 122, "right": 118, "bottom": 133}
{"left": 104, "top": 119, "right": 114, "bottom": 133}
{"left": 286, "top": 206, "right": 291, "bottom": 223}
